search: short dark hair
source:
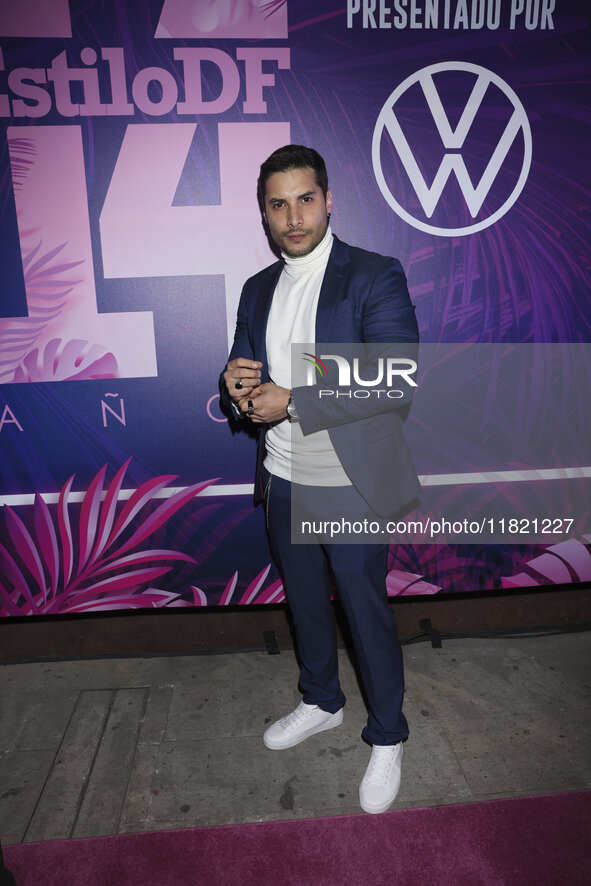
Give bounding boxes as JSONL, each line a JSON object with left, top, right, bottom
{"left": 257, "top": 145, "right": 328, "bottom": 211}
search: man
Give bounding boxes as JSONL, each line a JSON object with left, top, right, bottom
{"left": 219, "top": 145, "right": 419, "bottom": 814}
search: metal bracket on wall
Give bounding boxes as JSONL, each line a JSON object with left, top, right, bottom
{"left": 419, "top": 618, "right": 442, "bottom": 649}
{"left": 263, "top": 630, "right": 280, "bottom": 655}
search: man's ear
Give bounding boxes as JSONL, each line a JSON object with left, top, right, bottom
{"left": 326, "top": 188, "right": 333, "bottom": 216}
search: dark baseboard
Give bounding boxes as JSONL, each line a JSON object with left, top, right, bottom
{"left": 1, "top": 584, "right": 590, "bottom": 664}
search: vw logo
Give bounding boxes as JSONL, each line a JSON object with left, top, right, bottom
{"left": 372, "top": 61, "right": 532, "bottom": 237}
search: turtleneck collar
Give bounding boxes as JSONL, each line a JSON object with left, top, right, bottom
{"left": 281, "top": 224, "right": 333, "bottom": 275}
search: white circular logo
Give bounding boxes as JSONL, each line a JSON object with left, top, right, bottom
{"left": 372, "top": 61, "right": 532, "bottom": 237}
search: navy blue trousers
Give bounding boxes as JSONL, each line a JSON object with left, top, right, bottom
{"left": 263, "top": 466, "right": 409, "bottom": 746}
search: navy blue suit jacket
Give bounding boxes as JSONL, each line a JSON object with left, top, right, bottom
{"left": 219, "top": 235, "right": 420, "bottom": 518}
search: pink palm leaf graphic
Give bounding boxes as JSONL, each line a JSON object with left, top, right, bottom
{"left": 13, "top": 338, "right": 118, "bottom": 382}
{"left": 501, "top": 539, "right": 591, "bottom": 588}
{"left": 186, "top": 566, "right": 284, "bottom": 607}
{"left": 0, "top": 239, "right": 86, "bottom": 382}
{"left": 261, "top": 0, "right": 287, "bottom": 19}
{"left": 5, "top": 137, "right": 36, "bottom": 192}
{"left": 0, "top": 460, "right": 219, "bottom": 615}
{"left": 1, "top": 137, "right": 92, "bottom": 383}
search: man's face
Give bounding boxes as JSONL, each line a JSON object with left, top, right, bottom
{"left": 263, "top": 166, "right": 332, "bottom": 258}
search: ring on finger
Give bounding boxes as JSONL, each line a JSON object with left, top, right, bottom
{"left": 235, "top": 378, "right": 243, "bottom": 390}
{"left": 247, "top": 400, "right": 254, "bottom": 416}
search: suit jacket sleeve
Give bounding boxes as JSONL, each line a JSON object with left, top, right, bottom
{"left": 218, "top": 280, "right": 254, "bottom": 424}
{"left": 291, "top": 258, "right": 419, "bottom": 435}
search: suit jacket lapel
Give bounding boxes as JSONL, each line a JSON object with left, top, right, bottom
{"left": 252, "top": 261, "right": 283, "bottom": 382}
{"left": 315, "top": 236, "right": 350, "bottom": 344}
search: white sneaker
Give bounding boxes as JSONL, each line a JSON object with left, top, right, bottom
{"left": 263, "top": 701, "right": 344, "bottom": 750}
{"left": 359, "top": 742, "right": 404, "bottom": 814}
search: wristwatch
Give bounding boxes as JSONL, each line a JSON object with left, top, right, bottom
{"left": 286, "top": 392, "right": 299, "bottom": 423}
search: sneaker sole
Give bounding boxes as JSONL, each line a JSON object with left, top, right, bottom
{"left": 263, "top": 708, "right": 344, "bottom": 750}
{"left": 359, "top": 792, "right": 399, "bottom": 815}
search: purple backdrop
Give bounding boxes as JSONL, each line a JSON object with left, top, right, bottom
{"left": 1, "top": 0, "right": 590, "bottom": 617}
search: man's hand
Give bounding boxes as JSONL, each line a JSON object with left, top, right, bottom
{"left": 224, "top": 358, "right": 263, "bottom": 402}
{"left": 240, "top": 383, "right": 290, "bottom": 424}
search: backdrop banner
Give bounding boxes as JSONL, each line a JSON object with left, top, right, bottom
{"left": 1, "top": 0, "right": 589, "bottom": 616}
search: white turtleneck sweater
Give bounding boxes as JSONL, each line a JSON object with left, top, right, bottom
{"left": 263, "top": 225, "right": 352, "bottom": 486}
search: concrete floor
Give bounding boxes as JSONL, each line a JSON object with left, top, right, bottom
{"left": 1, "top": 631, "right": 590, "bottom": 845}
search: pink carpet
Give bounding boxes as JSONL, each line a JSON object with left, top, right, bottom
{"left": 5, "top": 791, "right": 591, "bottom": 885}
